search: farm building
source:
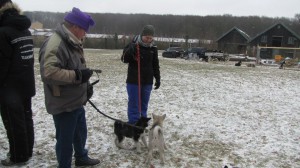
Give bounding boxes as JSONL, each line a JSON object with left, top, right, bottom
{"left": 249, "top": 23, "right": 300, "bottom": 48}
{"left": 216, "top": 27, "right": 250, "bottom": 54}
{"left": 248, "top": 23, "right": 300, "bottom": 61}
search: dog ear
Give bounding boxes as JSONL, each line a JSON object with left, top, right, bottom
{"left": 152, "top": 113, "right": 156, "bottom": 119}
{"left": 162, "top": 114, "right": 166, "bottom": 120}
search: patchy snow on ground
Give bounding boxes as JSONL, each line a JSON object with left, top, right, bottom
{"left": 1, "top": 49, "right": 300, "bottom": 168}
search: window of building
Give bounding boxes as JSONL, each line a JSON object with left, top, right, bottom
{"left": 272, "top": 36, "right": 283, "bottom": 47}
{"left": 288, "top": 37, "right": 295, "bottom": 45}
{"left": 261, "top": 35, "right": 267, "bottom": 43}
{"left": 277, "top": 25, "right": 281, "bottom": 29}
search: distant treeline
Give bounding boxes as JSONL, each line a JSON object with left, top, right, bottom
{"left": 25, "top": 12, "right": 300, "bottom": 49}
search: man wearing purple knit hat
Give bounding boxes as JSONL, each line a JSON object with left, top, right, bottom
{"left": 39, "top": 7, "right": 99, "bottom": 168}
{"left": 64, "top": 7, "right": 95, "bottom": 32}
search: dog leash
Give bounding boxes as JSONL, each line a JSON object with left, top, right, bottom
{"left": 89, "top": 45, "right": 145, "bottom": 130}
{"left": 88, "top": 70, "right": 126, "bottom": 123}
{"left": 88, "top": 99, "right": 121, "bottom": 122}
{"left": 90, "top": 69, "right": 102, "bottom": 85}
{"left": 121, "top": 38, "right": 142, "bottom": 116}
{"left": 136, "top": 43, "right": 142, "bottom": 115}
{"left": 88, "top": 99, "right": 146, "bottom": 130}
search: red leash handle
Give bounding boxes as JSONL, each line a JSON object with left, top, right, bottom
{"left": 136, "top": 43, "right": 142, "bottom": 114}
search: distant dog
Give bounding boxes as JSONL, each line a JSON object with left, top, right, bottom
{"left": 114, "top": 117, "right": 151, "bottom": 152}
{"left": 147, "top": 114, "right": 167, "bottom": 165}
{"left": 235, "top": 60, "right": 242, "bottom": 66}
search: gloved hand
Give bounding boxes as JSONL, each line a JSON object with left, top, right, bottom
{"left": 154, "top": 80, "right": 160, "bottom": 90}
{"left": 75, "top": 69, "right": 93, "bottom": 83}
{"left": 87, "top": 83, "right": 93, "bottom": 100}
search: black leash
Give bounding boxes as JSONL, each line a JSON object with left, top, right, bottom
{"left": 88, "top": 99, "right": 121, "bottom": 122}
{"left": 90, "top": 69, "right": 102, "bottom": 85}
{"left": 87, "top": 69, "right": 146, "bottom": 130}
{"left": 87, "top": 99, "right": 146, "bottom": 130}
{"left": 88, "top": 69, "right": 121, "bottom": 122}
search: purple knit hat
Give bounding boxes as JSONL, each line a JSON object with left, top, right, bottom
{"left": 64, "top": 7, "right": 95, "bottom": 32}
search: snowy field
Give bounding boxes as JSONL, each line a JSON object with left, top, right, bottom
{"left": 1, "top": 49, "right": 300, "bottom": 168}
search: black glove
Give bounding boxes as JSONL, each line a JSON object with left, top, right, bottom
{"left": 87, "top": 83, "right": 93, "bottom": 100}
{"left": 154, "top": 80, "right": 160, "bottom": 90}
{"left": 75, "top": 69, "right": 93, "bottom": 83}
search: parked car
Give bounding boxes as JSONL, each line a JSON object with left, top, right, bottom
{"left": 184, "top": 47, "right": 207, "bottom": 61}
{"left": 162, "top": 47, "right": 185, "bottom": 58}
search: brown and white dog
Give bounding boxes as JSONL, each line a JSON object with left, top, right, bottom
{"left": 147, "top": 113, "right": 167, "bottom": 165}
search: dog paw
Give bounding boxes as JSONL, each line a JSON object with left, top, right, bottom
{"left": 116, "top": 143, "right": 127, "bottom": 150}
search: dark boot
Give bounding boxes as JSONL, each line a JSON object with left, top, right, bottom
{"left": 1, "top": 159, "right": 27, "bottom": 166}
{"left": 75, "top": 156, "right": 100, "bottom": 167}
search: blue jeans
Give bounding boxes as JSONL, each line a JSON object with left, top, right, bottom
{"left": 53, "top": 107, "right": 88, "bottom": 168}
{"left": 126, "top": 83, "right": 152, "bottom": 124}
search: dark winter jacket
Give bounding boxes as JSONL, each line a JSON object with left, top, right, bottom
{"left": 0, "top": 3, "right": 35, "bottom": 100}
{"left": 39, "top": 24, "right": 88, "bottom": 115}
{"left": 121, "top": 35, "right": 160, "bottom": 85}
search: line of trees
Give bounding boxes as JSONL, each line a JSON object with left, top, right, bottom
{"left": 25, "top": 11, "right": 300, "bottom": 49}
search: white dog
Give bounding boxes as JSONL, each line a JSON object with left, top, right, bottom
{"left": 147, "top": 113, "right": 167, "bottom": 165}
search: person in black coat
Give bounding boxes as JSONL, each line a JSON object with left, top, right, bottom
{"left": 279, "top": 60, "right": 286, "bottom": 69}
{"left": 0, "top": 0, "right": 35, "bottom": 166}
{"left": 121, "top": 25, "right": 161, "bottom": 124}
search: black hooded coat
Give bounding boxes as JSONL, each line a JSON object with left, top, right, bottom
{"left": 0, "top": 6, "right": 35, "bottom": 101}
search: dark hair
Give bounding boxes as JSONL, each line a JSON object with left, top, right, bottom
{"left": 0, "top": 0, "right": 12, "bottom": 8}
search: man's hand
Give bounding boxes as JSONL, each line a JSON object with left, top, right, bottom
{"left": 75, "top": 69, "right": 93, "bottom": 83}
{"left": 154, "top": 80, "right": 160, "bottom": 90}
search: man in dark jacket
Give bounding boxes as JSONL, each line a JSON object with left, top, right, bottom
{"left": 0, "top": 0, "right": 35, "bottom": 166}
{"left": 121, "top": 25, "right": 161, "bottom": 124}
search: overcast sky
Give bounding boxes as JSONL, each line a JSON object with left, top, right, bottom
{"left": 13, "top": 0, "right": 299, "bottom": 18}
